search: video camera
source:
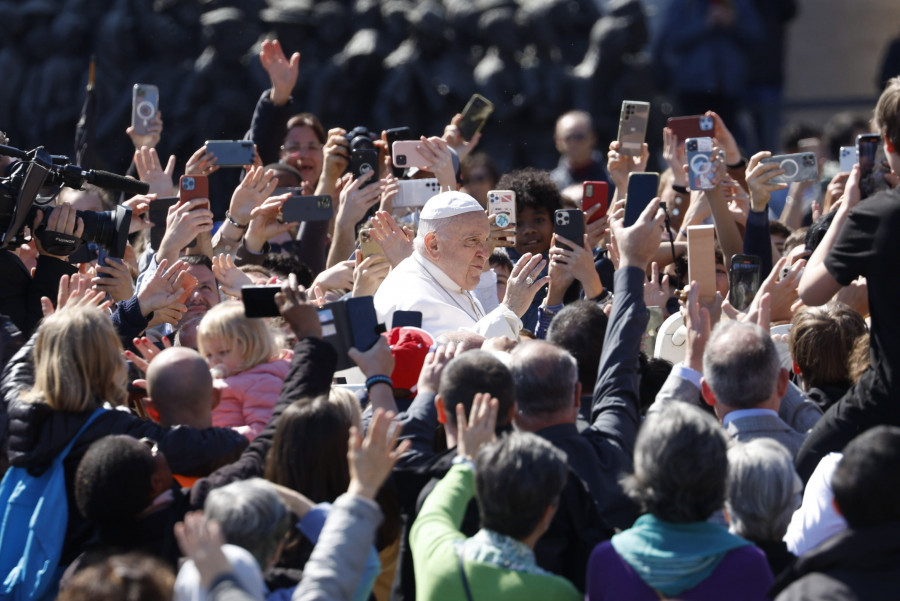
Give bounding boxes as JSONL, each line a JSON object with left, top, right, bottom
{"left": 0, "top": 144, "right": 148, "bottom": 259}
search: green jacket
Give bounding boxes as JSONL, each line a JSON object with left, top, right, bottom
{"left": 410, "top": 464, "right": 582, "bottom": 601}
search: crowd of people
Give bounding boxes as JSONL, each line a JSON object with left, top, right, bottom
{"left": 1, "top": 10, "right": 900, "bottom": 601}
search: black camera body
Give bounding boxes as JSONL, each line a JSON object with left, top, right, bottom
{"left": 0, "top": 145, "right": 144, "bottom": 259}
{"left": 344, "top": 126, "right": 376, "bottom": 151}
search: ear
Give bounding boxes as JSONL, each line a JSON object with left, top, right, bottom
{"left": 424, "top": 231, "right": 440, "bottom": 259}
{"left": 792, "top": 359, "right": 802, "bottom": 375}
{"left": 505, "top": 401, "right": 517, "bottom": 426}
{"left": 832, "top": 496, "right": 843, "bottom": 517}
{"left": 435, "top": 396, "right": 447, "bottom": 425}
{"left": 776, "top": 367, "right": 790, "bottom": 398}
{"left": 142, "top": 398, "right": 161, "bottom": 423}
{"left": 700, "top": 378, "right": 716, "bottom": 407}
{"left": 573, "top": 381, "right": 582, "bottom": 409}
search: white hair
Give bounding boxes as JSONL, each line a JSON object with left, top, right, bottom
{"left": 726, "top": 439, "right": 802, "bottom": 541}
{"left": 413, "top": 217, "right": 454, "bottom": 255}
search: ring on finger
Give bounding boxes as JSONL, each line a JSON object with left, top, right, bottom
{"left": 525, "top": 276, "right": 534, "bottom": 286}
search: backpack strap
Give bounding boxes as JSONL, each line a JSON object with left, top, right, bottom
{"left": 57, "top": 407, "right": 106, "bottom": 461}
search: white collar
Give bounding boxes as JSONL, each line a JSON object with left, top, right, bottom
{"left": 413, "top": 251, "right": 468, "bottom": 294}
{"left": 722, "top": 408, "right": 779, "bottom": 428}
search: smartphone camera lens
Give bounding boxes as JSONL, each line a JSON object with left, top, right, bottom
{"left": 687, "top": 140, "right": 697, "bottom": 152}
{"left": 396, "top": 155, "right": 407, "bottom": 166}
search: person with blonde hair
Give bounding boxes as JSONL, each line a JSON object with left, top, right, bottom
{"left": 198, "top": 301, "right": 292, "bottom": 440}
{"left": 3, "top": 305, "right": 248, "bottom": 575}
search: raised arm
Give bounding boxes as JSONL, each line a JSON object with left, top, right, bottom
{"left": 590, "top": 198, "right": 663, "bottom": 449}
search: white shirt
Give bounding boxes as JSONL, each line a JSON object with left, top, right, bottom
{"left": 783, "top": 452, "right": 847, "bottom": 556}
{"left": 374, "top": 252, "right": 521, "bottom": 339}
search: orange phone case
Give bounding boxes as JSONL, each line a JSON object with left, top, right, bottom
{"left": 174, "top": 271, "right": 198, "bottom": 305}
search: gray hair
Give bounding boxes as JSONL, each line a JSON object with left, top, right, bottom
{"left": 624, "top": 403, "right": 730, "bottom": 523}
{"left": 703, "top": 320, "right": 780, "bottom": 409}
{"left": 509, "top": 340, "right": 578, "bottom": 416}
{"left": 725, "top": 439, "right": 802, "bottom": 541}
{"left": 413, "top": 217, "right": 453, "bottom": 255}
{"left": 204, "top": 478, "right": 292, "bottom": 567}
{"left": 475, "top": 431, "right": 567, "bottom": 540}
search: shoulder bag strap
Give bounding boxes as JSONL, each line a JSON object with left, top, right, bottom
{"left": 455, "top": 546, "right": 475, "bottom": 601}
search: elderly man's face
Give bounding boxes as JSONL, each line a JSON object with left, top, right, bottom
{"left": 429, "top": 211, "right": 491, "bottom": 290}
{"left": 555, "top": 114, "right": 596, "bottom": 165}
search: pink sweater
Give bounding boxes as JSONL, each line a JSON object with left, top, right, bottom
{"left": 211, "top": 351, "right": 292, "bottom": 441}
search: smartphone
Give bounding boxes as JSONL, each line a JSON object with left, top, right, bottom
{"left": 457, "top": 94, "right": 494, "bottom": 141}
{"left": 554, "top": 209, "right": 584, "bottom": 251}
{"left": 358, "top": 228, "right": 382, "bottom": 258}
{"left": 174, "top": 270, "right": 198, "bottom": 306}
{"left": 319, "top": 296, "right": 383, "bottom": 370}
{"left": 686, "top": 137, "right": 716, "bottom": 190}
{"left": 148, "top": 196, "right": 179, "bottom": 250}
{"left": 759, "top": 152, "right": 818, "bottom": 184}
{"left": 729, "top": 254, "right": 761, "bottom": 312}
{"left": 131, "top": 84, "right": 159, "bottom": 136}
{"left": 350, "top": 148, "right": 379, "bottom": 187}
{"left": 839, "top": 146, "right": 858, "bottom": 173}
{"left": 204, "top": 140, "right": 255, "bottom": 167}
{"left": 385, "top": 127, "right": 412, "bottom": 177}
{"left": 281, "top": 193, "right": 334, "bottom": 222}
{"left": 582, "top": 181, "right": 609, "bottom": 224}
{"left": 666, "top": 115, "right": 714, "bottom": 141}
{"left": 95, "top": 247, "right": 122, "bottom": 278}
{"left": 858, "top": 133, "right": 891, "bottom": 199}
{"left": 617, "top": 100, "right": 650, "bottom": 157}
{"left": 488, "top": 189, "right": 516, "bottom": 246}
{"left": 687, "top": 225, "right": 717, "bottom": 305}
{"left": 391, "top": 141, "right": 430, "bottom": 169}
{"left": 392, "top": 310, "right": 423, "bottom": 329}
{"left": 241, "top": 285, "right": 281, "bottom": 318}
{"left": 625, "top": 172, "right": 659, "bottom": 227}
{"left": 394, "top": 178, "right": 441, "bottom": 208}
{"left": 179, "top": 175, "right": 209, "bottom": 204}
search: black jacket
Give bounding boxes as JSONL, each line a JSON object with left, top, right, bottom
{"left": 772, "top": 523, "right": 900, "bottom": 600}
{"left": 0, "top": 252, "right": 77, "bottom": 337}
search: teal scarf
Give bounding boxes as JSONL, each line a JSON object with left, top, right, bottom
{"left": 610, "top": 514, "right": 750, "bottom": 597}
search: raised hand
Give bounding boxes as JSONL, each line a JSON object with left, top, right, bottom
{"left": 347, "top": 408, "right": 410, "bottom": 500}
{"left": 746, "top": 151, "right": 787, "bottom": 211}
{"left": 274, "top": 273, "right": 321, "bottom": 339}
{"left": 644, "top": 261, "right": 670, "bottom": 308}
{"left": 156, "top": 198, "right": 214, "bottom": 265}
{"left": 226, "top": 166, "right": 279, "bottom": 227}
{"left": 124, "top": 335, "right": 173, "bottom": 374}
{"left": 211, "top": 253, "right": 253, "bottom": 298}
{"left": 244, "top": 193, "right": 296, "bottom": 254}
{"left": 92, "top": 256, "right": 135, "bottom": 302}
{"left": 502, "top": 252, "right": 550, "bottom": 317}
{"left": 40, "top": 272, "right": 109, "bottom": 317}
{"left": 260, "top": 39, "right": 300, "bottom": 106}
{"left": 126, "top": 111, "right": 163, "bottom": 151}
{"left": 184, "top": 145, "right": 220, "bottom": 178}
{"left": 456, "top": 393, "right": 499, "bottom": 461}
{"left": 371, "top": 210, "right": 413, "bottom": 267}
{"left": 442, "top": 113, "right": 481, "bottom": 161}
{"left": 134, "top": 146, "right": 176, "bottom": 197}
{"left": 351, "top": 251, "right": 390, "bottom": 298}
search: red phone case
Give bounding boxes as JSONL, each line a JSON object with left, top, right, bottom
{"left": 179, "top": 175, "right": 209, "bottom": 205}
{"left": 582, "top": 181, "right": 609, "bottom": 224}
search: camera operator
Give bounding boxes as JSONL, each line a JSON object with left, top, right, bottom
{"left": 0, "top": 204, "right": 81, "bottom": 336}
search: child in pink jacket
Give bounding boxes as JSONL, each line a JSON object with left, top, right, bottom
{"left": 198, "top": 301, "right": 291, "bottom": 441}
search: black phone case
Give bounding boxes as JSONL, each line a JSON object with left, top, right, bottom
{"left": 320, "top": 296, "right": 384, "bottom": 370}
{"left": 625, "top": 173, "right": 659, "bottom": 227}
{"left": 148, "top": 196, "right": 179, "bottom": 250}
{"left": 554, "top": 209, "right": 584, "bottom": 250}
{"left": 281, "top": 195, "right": 334, "bottom": 222}
{"left": 350, "top": 149, "right": 379, "bottom": 187}
{"left": 386, "top": 127, "right": 412, "bottom": 177}
{"left": 204, "top": 141, "right": 256, "bottom": 167}
{"left": 241, "top": 285, "right": 281, "bottom": 318}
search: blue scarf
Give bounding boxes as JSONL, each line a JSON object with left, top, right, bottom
{"left": 610, "top": 514, "right": 750, "bottom": 597}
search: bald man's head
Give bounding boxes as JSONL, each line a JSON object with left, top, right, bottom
{"left": 146, "top": 346, "right": 214, "bottom": 428}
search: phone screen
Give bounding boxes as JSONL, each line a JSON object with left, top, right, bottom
{"left": 729, "top": 256, "right": 761, "bottom": 312}
{"left": 858, "top": 134, "right": 891, "bottom": 199}
{"left": 458, "top": 94, "right": 494, "bottom": 140}
{"left": 625, "top": 173, "right": 659, "bottom": 226}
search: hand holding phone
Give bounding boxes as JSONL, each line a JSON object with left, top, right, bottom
{"left": 554, "top": 209, "right": 584, "bottom": 251}
{"left": 617, "top": 100, "right": 650, "bottom": 157}
{"left": 729, "top": 254, "right": 761, "bottom": 312}
{"left": 457, "top": 94, "right": 494, "bottom": 141}
{"left": 582, "top": 181, "right": 609, "bottom": 224}
{"left": 625, "top": 172, "right": 659, "bottom": 227}
{"left": 132, "top": 84, "right": 159, "bottom": 137}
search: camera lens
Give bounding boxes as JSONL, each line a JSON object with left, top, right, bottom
{"left": 396, "top": 155, "right": 407, "bottom": 166}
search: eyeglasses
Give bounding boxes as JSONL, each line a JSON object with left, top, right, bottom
{"left": 280, "top": 143, "right": 323, "bottom": 155}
